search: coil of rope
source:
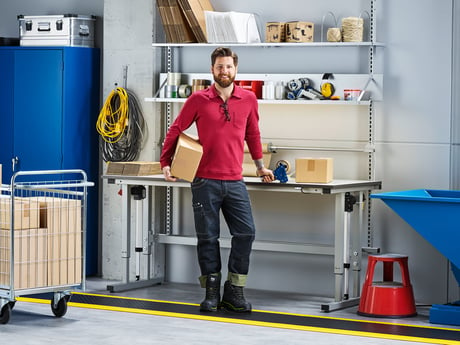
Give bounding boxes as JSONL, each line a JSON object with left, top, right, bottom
{"left": 96, "top": 86, "right": 145, "bottom": 162}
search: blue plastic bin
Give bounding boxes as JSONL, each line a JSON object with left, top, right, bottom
{"left": 371, "top": 189, "right": 460, "bottom": 326}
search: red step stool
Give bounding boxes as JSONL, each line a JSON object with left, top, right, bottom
{"left": 358, "top": 253, "right": 417, "bottom": 318}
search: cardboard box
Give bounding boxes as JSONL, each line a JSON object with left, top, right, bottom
{"left": 171, "top": 133, "right": 203, "bottom": 182}
{"left": 34, "top": 197, "right": 82, "bottom": 286}
{"left": 106, "top": 161, "right": 162, "bottom": 176}
{"left": 286, "top": 21, "right": 314, "bottom": 42}
{"left": 0, "top": 197, "right": 40, "bottom": 230}
{"left": 122, "top": 161, "right": 162, "bottom": 176}
{"left": 265, "top": 22, "right": 285, "bottom": 43}
{"left": 177, "top": 0, "right": 214, "bottom": 43}
{"left": 0, "top": 228, "right": 47, "bottom": 289}
{"left": 106, "top": 162, "right": 125, "bottom": 175}
{"left": 295, "top": 158, "right": 333, "bottom": 183}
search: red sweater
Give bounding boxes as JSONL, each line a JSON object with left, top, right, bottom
{"left": 160, "top": 84, "right": 263, "bottom": 180}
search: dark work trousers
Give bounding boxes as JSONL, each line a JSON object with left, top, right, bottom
{"left": 191, "top": 178, "right": 256, "bottom": 278}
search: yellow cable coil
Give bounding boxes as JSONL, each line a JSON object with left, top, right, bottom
{"left": 96, "top": 87, "right": 129, "bottom": 143}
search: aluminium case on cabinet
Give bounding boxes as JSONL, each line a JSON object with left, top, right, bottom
{"left": 18, "top": 14, "right": 95, "bottom": 47}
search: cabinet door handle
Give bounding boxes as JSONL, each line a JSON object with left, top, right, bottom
{"left": 12, "top": 156, "right": 19, "bottom": 172}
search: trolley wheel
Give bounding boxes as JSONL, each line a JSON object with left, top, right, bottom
{"left": 0, "top": 303, "right": 11, "bottom": 324}
{"left": 51, "top": 296, "right": 70, "bottom": 318}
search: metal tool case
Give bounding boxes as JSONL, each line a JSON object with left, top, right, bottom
{"left": 18, "top": 14, "right": 95, "bottom": 47}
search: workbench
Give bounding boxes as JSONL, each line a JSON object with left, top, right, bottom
{"left": 103, "top": 174, "right": 381, "bottom": 311}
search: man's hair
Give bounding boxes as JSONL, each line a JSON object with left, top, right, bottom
{"left": 211, "top": 47, "right": 238, "bottom": 67}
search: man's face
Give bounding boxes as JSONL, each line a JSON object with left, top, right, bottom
{"left": 211, "top": 56, "right": 237, "bottom": 88}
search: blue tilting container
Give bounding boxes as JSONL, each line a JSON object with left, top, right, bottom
{"left": 371, "top": 189, "right": 460, "bottom": 326}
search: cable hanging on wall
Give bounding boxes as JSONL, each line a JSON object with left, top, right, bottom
{"left": 96, "top": 66, "right": 146, "bottom": 162}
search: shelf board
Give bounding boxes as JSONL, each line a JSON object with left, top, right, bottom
{"left": 152, "top": 42, "right": 385, "bottom": 48}
{"left": 144, "top": 97, "right": 371, "bottom": 105}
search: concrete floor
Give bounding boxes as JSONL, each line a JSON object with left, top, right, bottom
{"left": 1, "top": 278, "right": 458, "bottom": 345}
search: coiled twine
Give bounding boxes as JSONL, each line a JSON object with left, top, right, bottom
{"left": 341, "top": 17, "right": 364, "bottom": 42}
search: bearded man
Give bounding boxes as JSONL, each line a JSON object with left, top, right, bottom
{"left": 160, "top": 47, "right": 274, "bottom": 313}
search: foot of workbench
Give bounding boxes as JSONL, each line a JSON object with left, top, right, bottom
{"left": 321, "top": 297, "right": 360, "bottom": 312}
{"left": 107, "top": 277, "right": 163, "bottom": 293}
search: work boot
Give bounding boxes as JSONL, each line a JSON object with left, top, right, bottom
{"left": 199, "top": 274, "right": 221, "bottom": 312}
{"left": 221, "top": 280, "right": 252, "bottom": 313}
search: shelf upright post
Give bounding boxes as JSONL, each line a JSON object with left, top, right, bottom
{"left": 164, "top": 45, "right": 173, "bottom": 236}
{"left": 366, "top": 0, "right": 377, "bottom": 248}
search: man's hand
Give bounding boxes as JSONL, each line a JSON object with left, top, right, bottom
{"left": 256, "top": 167, "right": 275, "bottom": 183}
{"left": 162, "top": 166, "right": 177, "bottom": 182}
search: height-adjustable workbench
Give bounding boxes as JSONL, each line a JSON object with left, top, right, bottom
{"left": 103, "top": 174, "right": 381, "bottom": 311}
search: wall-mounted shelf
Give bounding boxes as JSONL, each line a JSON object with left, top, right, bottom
{"left": 152, "top": 42, "right": 385, "bottom": 48}
{"left": 145, "top": 97, "right": 371, "bottom": 106}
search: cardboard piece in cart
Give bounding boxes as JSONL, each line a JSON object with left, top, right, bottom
{"left": 171, "top": 133, "right": 203, "bottom": 182}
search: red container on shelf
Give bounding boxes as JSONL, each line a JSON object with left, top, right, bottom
{"left": 235, "top": 80, "right": 263, "bottom": 99}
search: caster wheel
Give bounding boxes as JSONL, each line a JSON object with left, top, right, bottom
{"left": 0, "top": 303, "right": 11, "bottom": 324}
{"left": 51, "top": 297, "right": 69, "bottom": 318}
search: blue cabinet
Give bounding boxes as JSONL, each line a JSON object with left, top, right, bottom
{"left": 0, "top": 47, "right": 100, "bottom": 275}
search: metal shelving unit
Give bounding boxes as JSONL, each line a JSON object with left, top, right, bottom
{"left": 145, "top": 0, "right": 383, "bottom": 310}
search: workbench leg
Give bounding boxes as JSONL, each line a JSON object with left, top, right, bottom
{"left": 107, "top": 184, "right": 162, "bottom": 292}
{"left": 321, "top": 192, "right": 360, "bottom": 312}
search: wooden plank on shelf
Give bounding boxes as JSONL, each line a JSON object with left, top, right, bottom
{"left": 177, "top": 0, "right": 214, "bottom": 43}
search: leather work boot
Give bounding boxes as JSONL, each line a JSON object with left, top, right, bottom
{"left": 220, "top": 280, "right": 252, "bottom": 313}
{"left": 200, "top": 274, "right": 221, "bottom": 312}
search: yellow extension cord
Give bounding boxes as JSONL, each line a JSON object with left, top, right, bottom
{"left": 96, "top": 87, "right": 129, "bottom": 143}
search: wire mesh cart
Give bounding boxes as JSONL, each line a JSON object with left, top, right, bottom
{"left": 0, "top": 170, "right": 93, "bottom": 324}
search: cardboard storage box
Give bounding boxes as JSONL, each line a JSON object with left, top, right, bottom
{"left": 285, "top": 21, "right": 314, "bottom": 42}
{"left": 122, "top": 162, "right": 162, "bottom": 176}
{"left": 106, "top": 161, "right": 162, "bottom": 176}
{"left": 171, "top": 133, "right": 203, "bottom": 182}
{"left": 0, "top": 228, "right": 47, "bottom": 289}
{"left": 0, "top": 197, "right": 40, "bottom": 230}
{"left": 295, "top": 158, "right": 333, "bottom": 183}
{"left": 34, "top": 197, "right": 82, "bottom": 286}
{"left": 265, "top": 22, "right": 285, "bottom": 43}
{"left": 105, "top": 162, "right": 125, "bottom": 175}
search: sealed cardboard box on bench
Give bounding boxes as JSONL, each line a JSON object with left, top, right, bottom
{"left": 171, "top": 133, "right": 203, "bottom": 182}
{"left": 295, "top": 158, "right": 333, "bottom": 183}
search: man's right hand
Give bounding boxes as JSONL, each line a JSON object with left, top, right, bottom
{"left": 162, "top": 166, "right": 177, "bottom": 182}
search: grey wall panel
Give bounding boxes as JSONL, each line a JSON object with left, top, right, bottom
{"left": 373, "top": 142, "right": 451, "bottom": 302}
{"left": 377, "top": 0, "right": 452, "bottom": 144}
{"left": 375, "top": 142, "right": 451, "bottom": 191}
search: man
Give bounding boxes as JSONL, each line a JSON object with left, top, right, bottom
{"left": 160, "top": 47, "right": 274, "bottom": 313}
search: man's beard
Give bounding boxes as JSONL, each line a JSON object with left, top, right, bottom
{"left": 214, "top": 73, "right": 235, "bottom": 88}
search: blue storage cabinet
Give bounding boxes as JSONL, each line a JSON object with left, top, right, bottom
{"left": 0, "top": 47, "right": 100, "bottom": 276}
